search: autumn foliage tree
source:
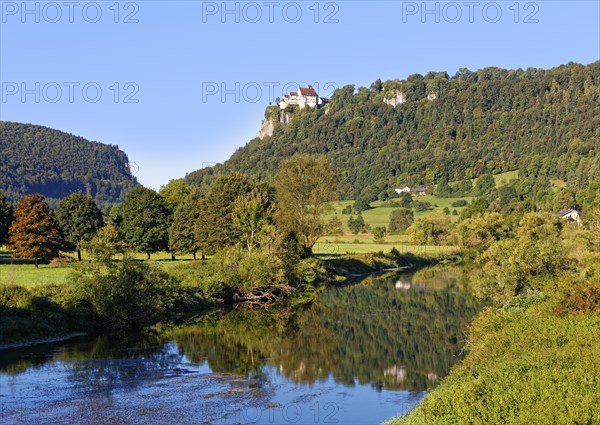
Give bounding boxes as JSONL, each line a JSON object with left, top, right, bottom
{"left": 8, "top": 194, "right": 63, "bottom": 267}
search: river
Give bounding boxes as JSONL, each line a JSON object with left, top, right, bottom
{"left": 0, "top": 266, "right": 480, "bottom": 425}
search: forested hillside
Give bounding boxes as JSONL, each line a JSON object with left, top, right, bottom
{"left": 187, "top": 61, "right": 600, "bottom": 200}
{"left": 0, "top": 122, "right": 138, "bottom": 208}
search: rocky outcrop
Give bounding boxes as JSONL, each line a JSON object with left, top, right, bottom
{"left": 383, "top": 90, "right": 406, "bottom": 108}
{"left": 257, "top": 111, "right": 294, "bottom": 139}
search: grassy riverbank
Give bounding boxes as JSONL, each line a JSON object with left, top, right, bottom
{"left": 0, "top": 251, "right": 437, "bottom": 346}
{"left": 386, "top": 293, "right": 600, "bottom": 424}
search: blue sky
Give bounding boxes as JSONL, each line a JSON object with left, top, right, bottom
{"left": 1, "top": 0, "right": 599, "bottom": 189}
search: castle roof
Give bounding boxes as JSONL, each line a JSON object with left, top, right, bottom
{"left": 299, "top": 86, "right": 317, "bottom": 97}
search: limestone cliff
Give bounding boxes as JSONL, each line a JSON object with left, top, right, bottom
{"left": 257, "top": 111, "right": 294, "bottom": 139}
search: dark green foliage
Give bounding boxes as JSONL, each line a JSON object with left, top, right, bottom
{"left": 71, "top": 258, "right": 179, "bottom": 330}
{"left": 397, "top": 192, "right": 413, "bottom": 207}
{"left": 341, "top": 205, "right": 353, "bottom": 214}
{"left": 0, "top": 121, "right": 137, "bottom": 208}
{"left": 460, "top": 197, "right": 490, "bottom": 219}
{"left": 389, "top": 208, "right": 414, "bottom": 233}
{"left": 372, "top": 226, "right": 386, "bottom": 241}
{"left": 353, "top": 197, "right": 371, "bottom": 213}
{"left": 55, "top": 193, "right": 103, "bottom": 261}
{"left": 435, "top": 178, "right": 453, "bottom": 197}
{"left": 119, "top": 186, "right": 171, "bottom": 258}
{"left": 411, "top": 200, "right": 432, "bottom": 212}
{"left": 0, "top": 190, "right": 13, "bottom": 245}
{"left": 195, "top": 173, "right": 252, "bottom": 255}
{"left": 474, "top": 174, "right": 496, "bottom": 196}
{"left": 451, "top": 199, "right": 468, "bottom": 207}
{"left": 169, "top": 189, "right": 203, "bottom": 258}
{"left": 0, "top": 284, "right": 89, "bottom": 344}
{"left": 186, "top": 62, "right": 600, "bottom": 200}
{"left": 348, "top": 214, "right": 366, "bottom": 234}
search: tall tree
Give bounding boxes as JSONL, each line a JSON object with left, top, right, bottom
{"left": 55, "top": 193, "right": 104, "bottom": 261}
{"left": 8, "top": 194, "right": 63, "bottom": 267}
{"left": 169, "top": 189, "right": 203, "bottom": 259}
{"left": 159, "top": 178, "right": 192, "bottom": 210}
{"left": 232, "top": 186, "right": 273, "bottom": 251}
{"left": 389, "top": 209, "right": 414, "bottom": 233}
{"left": 275, "top": 155, "right": 338, "bottom": 255}
{"left": 119, "top": 187, "right": 170, "bottom": 259}
{"left": 0, "top": 190, "right": 14, "bottom": 245}
{"left": 195, "top": 173, "right": 252, "bottom": 255}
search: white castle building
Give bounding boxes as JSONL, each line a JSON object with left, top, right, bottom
{"left": 279, "top": 85, "right": 329, "bottom": 110}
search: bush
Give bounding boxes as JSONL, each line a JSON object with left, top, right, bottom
{"left": 72, "top": 258, "right": 179, "bottom": 330}
{"left": 372, "top": 226, "right": 386, "bottom": 241}
{"left": 451, "top": 199, "right": 468, "bottom": 207}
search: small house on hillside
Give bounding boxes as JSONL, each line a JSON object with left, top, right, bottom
{"left": 557, "top": 209, "right": 582, "bottom": 224}
{"left": 395, "top": 186, "right": 411, "bottom": 194}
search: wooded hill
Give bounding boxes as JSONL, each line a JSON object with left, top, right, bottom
{"left": 186, "top": 61, "right": 600, "bottom": 200}
{"left": 0, "top": 122, "right": 138, "bottom": 208}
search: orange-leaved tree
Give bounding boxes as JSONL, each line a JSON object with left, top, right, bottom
{"left": 8, "top": 194, "right": 63, "bottom": 267}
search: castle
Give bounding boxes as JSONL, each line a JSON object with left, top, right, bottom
{"left": 279, "top": 85, "right": 329, "bottom": 109}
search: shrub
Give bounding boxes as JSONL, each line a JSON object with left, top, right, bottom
{"left": 451, "top": 199, "right": 468, "bottom": 207}
{"left": 72, "top": 258, "right": 179, "bottom": 330}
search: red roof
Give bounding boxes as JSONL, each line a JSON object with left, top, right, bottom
{"left": 299, "top": 86, "right": 317, "bottom": 97}
{"left": 289, "top": 91, "right": 298, "bottom": 96}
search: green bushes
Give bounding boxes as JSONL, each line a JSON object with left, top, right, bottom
{"left": 451, "top": 199, "right": 468, "bottom": 208}
{"left": 71, "top": 258, "right": 180, "bottom": 330}
{"left": 0, "top": 284, "right": 82, "bottom": 344}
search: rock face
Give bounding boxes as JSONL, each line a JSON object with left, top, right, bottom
{"left": 257, "top": 111, "right": 294, "bottom": 139}
{"left": 383, "top": 91, "right": 406, "bottom": 108}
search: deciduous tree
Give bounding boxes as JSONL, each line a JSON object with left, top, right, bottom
{"left": 169, "top": 189, "right": 203, "bottom": 259}
{"left": 0, "top": 190, "right": 13, "bottom": 245}
{"left": 119, "top": 187, "right": 170, "bottom": 259}
{"left": 274, "top": 155, "right": 338, "bottom": 255}
{"left": 55, "top": 193, "right": 103, "bottom": 261}
{"left": 8, "top": 194, "right": 63, "bottom": 267}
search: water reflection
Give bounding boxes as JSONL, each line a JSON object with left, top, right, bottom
{"left": 0, "top": 266, "right": 481, "bottom": 424}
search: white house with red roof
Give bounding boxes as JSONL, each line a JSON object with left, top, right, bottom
{"left": 279, "top": 85, "right": 328, "bottom": 110}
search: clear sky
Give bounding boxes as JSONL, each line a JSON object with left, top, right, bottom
{"left": 1, "top": 0, "right": 599, "bottom": 189}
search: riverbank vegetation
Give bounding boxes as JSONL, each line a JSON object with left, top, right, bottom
{"left": 387, "top": 211, "right": 600, "bottom": 423}
{"left": 0, "top": 156, "right": 437, "bottom": 344}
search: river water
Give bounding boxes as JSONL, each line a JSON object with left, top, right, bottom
{"left": 0, "top": 267, "right": 480, "bottom": 425}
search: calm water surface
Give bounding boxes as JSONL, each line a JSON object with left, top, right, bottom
{"left": 0, "top": 267, "right": 480, "bottom": 425}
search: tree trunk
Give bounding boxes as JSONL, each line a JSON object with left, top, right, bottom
{"left": 171, "top": 252, "right": 176, "bottom": 261}
{"left": 77, "top": 249, "right": 82, "bottom": 261}
{"left": 193, "top": 251, "right": 197, "bottom": 260}
{"left": 34, "top": 258, "right": 38, "bottom": 268}
{"left": 147, "top": 252, "right": 151, "bottom": 260}
{"left": 201, "top": 253, "right": 206, "bottom": 260}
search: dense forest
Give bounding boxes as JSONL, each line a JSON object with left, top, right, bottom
{"left": 186, "top": 61, "right": 600, "bottom": 200}
{"left": 0, "top": 122, "right": 138, "bottom": 208}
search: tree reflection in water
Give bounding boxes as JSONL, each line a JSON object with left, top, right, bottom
{"left": 1, "top": 267, "right": 481, "bottom": 397}
{"left": 168, "top": 266, "right": 481, "bottom": 392}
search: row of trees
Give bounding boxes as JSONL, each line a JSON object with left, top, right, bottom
{"left": 0, "top": 155, "right": 339, "bottom": 266}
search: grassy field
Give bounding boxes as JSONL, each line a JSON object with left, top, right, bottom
{"left": 326, "top": 194, "right": 473, "bottom": 234}
{"left": 493, "top": 169, "right": 519, "bottom": 186}
{"left": 0, "top": 264, "right": 72, "bottom": 288}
